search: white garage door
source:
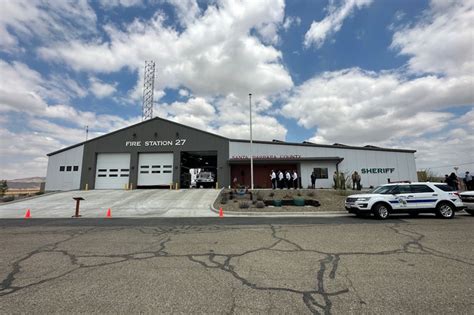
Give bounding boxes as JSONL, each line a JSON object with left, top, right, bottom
{"left": 138, "top": 153, "right": 174, "bottom": 186}
{"left": 95, "top": 153, "right": 131, "bottom": 189}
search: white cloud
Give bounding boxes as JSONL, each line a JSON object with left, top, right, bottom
{"left": 391, "top": 0, "right": 474, "bottom": 76}
{"left": 165, "top": 0, "right": 201, "bottom": 27}
{"left": 304, "top": 0, "right": 373, "bottom": 48}
{"left": 283, "top": 16, "right": 301, "bottom": 31}
{"left": 99, "top": 0, "right": 144, "bottom": 8}
{"left": 38, "top": 0, "right": 292, "bottom": 98}
{"left": 0, "top": 0, "right": 97, "bottom": 52}
{"left": 281, "top": 68, "right": 472, "bottom": 143}
{"left": 89, "top": 77, "right": 117, "bottom": 99}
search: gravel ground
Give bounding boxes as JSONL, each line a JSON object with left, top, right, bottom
{"left": 214, "top": 189, "right": 362, "bottom": 212}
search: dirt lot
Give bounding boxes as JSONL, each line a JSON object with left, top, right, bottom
{"left": 214, "top": 188, "right": 359, "bottom": 212}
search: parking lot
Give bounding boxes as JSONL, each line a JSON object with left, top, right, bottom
{"left": 0, "top": 215, "right": 472, "bottom": 313}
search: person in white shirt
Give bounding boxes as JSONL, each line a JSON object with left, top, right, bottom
{"left": 270, "top": 170, "right": 276, "bottom": 189}
{"left": 292, "top": 170, "right": 298, "bottom": 189}
{"left": 278, "top": 170, "right": 284, "bottom": 189}
{"left": 285, "top": 171, "right": 291, "bottom": 189}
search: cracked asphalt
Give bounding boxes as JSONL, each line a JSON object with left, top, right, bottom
{"left": 0, "top": 215, "right": 473, "bottom": 314}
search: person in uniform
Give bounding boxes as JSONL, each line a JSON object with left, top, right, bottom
{"left": 311, "top": 171, "right": 316, "bottom": 189}
{"left": 270, "top": 170, "right": 276, "bottom": 189}
{"left": 351, "top": 172, "right": 357, "bottom": 190}
{"left": 285, "top": 170, "right": 291, "bottom": 189}
{"left": 278, "top": 170, "right": 284, "bottom": 189}
{"left": 292, "top": 170, "right": 298, "bottom": 189}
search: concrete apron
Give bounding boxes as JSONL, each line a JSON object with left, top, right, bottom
{"left": 0, "top": 189, "right": 221, "bottom": 219}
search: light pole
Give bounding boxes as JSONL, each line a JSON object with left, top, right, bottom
{"left": 249, "top": 93, "right": 254, "bottom": 190}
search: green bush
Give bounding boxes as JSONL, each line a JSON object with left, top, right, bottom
{"left": 273, "top": 199, "right": 282, "bottom": 207}
{"left": 239, "top": 201, "right": 250, "bottom": 209}
{"left": 256, "top": 191, "right": 264, "bottom": 201}
{"left": 256, "top": 201, "right": 265, "bottom": 208}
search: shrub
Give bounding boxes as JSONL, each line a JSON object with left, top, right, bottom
{"left": 307, "top": 191, "right": 315, "bottom": 197}
{"left": 239, "top": 201, "right": 250, "bottom": 209}
{"left": 256, "top": 201, "right": 265, "bottom": 208}
{"left": 220, "top": 193, "right": 228, "bottom": 204}
{"left": 256, "top": 191, "right": 264, "bottom": 201}
{"left": 2, "top": 196, "right": 14, "bottom": 202}
{"left": 269, "top": 192, "right": 275, "bottom": 197}
{"left": 297, "top": 192, "right": 302, "bottom": 196}
{"left": 283, "top": 194, "right": 292, "bottom": 199}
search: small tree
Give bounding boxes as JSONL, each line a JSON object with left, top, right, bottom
{"left": 0, "top": 180, "right": 8, "bottom": 196}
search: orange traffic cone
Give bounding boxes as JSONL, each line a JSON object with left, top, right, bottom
{"left": 24, "top": 209, "right": 31, "bottom": 219}
{"left": 106, "top": 208, "right": 112, "bottom": 218}
{"left": 219, "top": 207, "right": 224, "bottom": 218}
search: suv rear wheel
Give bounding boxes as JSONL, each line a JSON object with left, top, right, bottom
{"left": 372, "top": 203, "right": 390, "bottom": 220}
{"left": 436, "top": 202, "right": 455, "bottom": 219}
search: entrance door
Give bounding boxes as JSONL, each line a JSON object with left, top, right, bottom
{"left": 95, "top": 153, "right": 130, "bottom": 189}
{"left": 138, "top": 153, "right": 174, "bottom": 186}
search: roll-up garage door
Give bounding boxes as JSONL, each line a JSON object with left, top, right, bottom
{"left": 138, "top": 153, "right": 174, "bottom": 186}
{"left": 95, "top": 153, "right": 131, "bottom": 189}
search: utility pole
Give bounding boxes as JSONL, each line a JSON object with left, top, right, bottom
{"left": 249, "top": 93, "right": 254, "bottom": 190}
{"left": 85, "top": 125, "right": 89, "bottom": 141}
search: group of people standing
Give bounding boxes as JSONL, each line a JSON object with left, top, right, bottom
{"left": 445, "top": 171, "right": 473, "bottom": 191}
{"left": 270, "top": 170, "right": 299, "bottom": 189}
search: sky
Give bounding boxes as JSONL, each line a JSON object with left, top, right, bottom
{"left": 0, "top": 0, "right": 473, "bottom": 180}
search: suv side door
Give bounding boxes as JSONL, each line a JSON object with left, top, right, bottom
{"left": 390, "top": 185, "right": 416, "bottom": 210}
{"left": 410, "top": 184, "right": 438, "bottom": 209}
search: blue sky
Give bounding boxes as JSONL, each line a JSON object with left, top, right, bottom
{"left": 0, "top": 0, "right": 473, "bottom": 179}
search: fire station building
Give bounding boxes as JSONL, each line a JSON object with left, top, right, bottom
{"left": 45, "top": 117, "right": 417, "bottom": 191}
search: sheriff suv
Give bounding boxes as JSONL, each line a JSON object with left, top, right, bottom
{"left": 345, "top": 182, "right": 465, "bottom": 219}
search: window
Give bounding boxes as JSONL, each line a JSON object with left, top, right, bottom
{"left": 152, "top": 171, "right": 161, "bottom": 174}
{"left": 435, "top": 184, "right": 455, "bottom": 192}
{"left": 163, "top": 165, "right": 172, "bottom": 168}
{"left": 313, "top": 168, "right": 328, "bottom": 179}
{"left": 73, "top": 166, "right": 79, "bottom": 171}
{"left": 411, "top": 185, "right": 434, "bottom": 193}
{"left": 120, "top": 174, "right": 129, "bottom": 177}
{"left": 121, "top": 169, "right": 129, "bottom": 172}
{"left": 109, "top": 174, "right": 118, "bottom": 177}
{"left": 140, "top": 165, "right": 149, "bottom": 169}
{"left": 391, "top": 185, "right": 411, "bottom": 194}
{"left": 140, "top": 171, "right": 149, "bottom": 174}
{"left": 98, "top": 169, "right": 107, "bottom": 172}
{"left": 98, "top": 174, "right": 106, "bottom": 177}
{"left": 109, "top": 169, "right": 118, "bottom": 172}
{"left": 163, "top": 170, "right": 172, "bottom": 173}
{"left": 59, "top": 166, "right": 65, "bottom": 172}
{"left": 152, "top": 165, "right": 160, "bottom": 168}
{"left": 66, "top": 166, "right": 72, "bottom": 172}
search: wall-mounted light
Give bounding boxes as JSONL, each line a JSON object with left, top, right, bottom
{"left": 154, "top": 132, "right": 158, "bottom": 137}
{"left": 176, "top": 132, "right": 180, "bottom": 138}
{"left": 132, "top": 133, "right": 137, "bottom": 138}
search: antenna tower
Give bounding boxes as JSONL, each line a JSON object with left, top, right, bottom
{"left": 142, "top": 60, "right": 156, "bottom": 121}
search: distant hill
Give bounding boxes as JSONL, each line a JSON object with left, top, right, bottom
{"left": 4, "top": 177, "right": 46, "bottom": 189}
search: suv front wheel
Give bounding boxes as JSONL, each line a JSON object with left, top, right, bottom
{"left": 436, "top": 202, "right": 455, "bottom": 219}
{"left": 372, "top": 203, "right": 390, "bottom": 220}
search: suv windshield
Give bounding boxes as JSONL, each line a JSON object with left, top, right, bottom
{"left": 372, "top": 185, "right": 395, "bottom": 194}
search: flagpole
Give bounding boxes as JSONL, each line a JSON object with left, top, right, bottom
{"left": 249, "top": 93, "right": 254, "bottom": 190}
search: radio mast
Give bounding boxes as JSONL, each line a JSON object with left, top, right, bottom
{"left": 142, "top": 60, "right": 156, "bottom": 121}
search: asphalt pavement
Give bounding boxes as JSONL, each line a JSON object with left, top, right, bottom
{"left": 0, "top": 215, "right": 473, "bottom": 314}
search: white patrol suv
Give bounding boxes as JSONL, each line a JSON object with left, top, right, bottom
{"left": 345, "top": 182, "right": 465, "bottom": 219}
{"left": 459, "top": 191, "right": 474, "bottom": 215}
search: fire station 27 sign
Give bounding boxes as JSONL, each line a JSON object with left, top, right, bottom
{"left": 125, "top": 139, "right": 187, "bottom": 147}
